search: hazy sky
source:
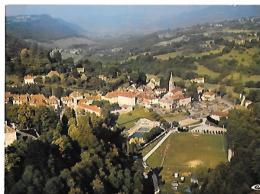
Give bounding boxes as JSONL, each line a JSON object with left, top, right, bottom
{"left": 6, "top": 5, "right": 260, "bottom": 35}
{"left": 5, "top": 5, "right": 206, "bottom": 33}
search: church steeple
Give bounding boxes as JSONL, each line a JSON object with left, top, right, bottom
{"left": 169, "top": 72, "right": 175, "bottom": 92}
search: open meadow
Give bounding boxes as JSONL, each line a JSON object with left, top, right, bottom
{"left": 147, "top": 133, "right": 227, "bottom": 193}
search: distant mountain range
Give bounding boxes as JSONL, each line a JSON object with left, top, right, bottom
{"left": 5, "top": 5, "right": 260, "bottom": 42}
{"left": 168, "top": 5, "right": 260, "bottom": 29}
{"left": 6, "top": 14, "right": 85, "bottom": 41}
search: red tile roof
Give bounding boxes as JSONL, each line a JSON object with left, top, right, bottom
{"left": 77, "top": 104, "right": 101, "bottom": 114}
{"left": 105, "top": 91, "right": 136, "bottom": 98}
{"left": 24, "top": 75, "right": 34, "bottom": 80}
{"left": 29, "top": 94, "right": 47, "bottom": 106}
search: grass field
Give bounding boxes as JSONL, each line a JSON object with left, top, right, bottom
{"left": 154, "top": 46, "right": 224, "bottom": 61}
{"left": 195, "top": 64, "right": 220, "bottom": 79}
{"left": 117, "top": 106, "right": 160, "bottom": 129}
{"left": 218, "top": 47, "right": 260, "bottom": 67}
{"left": 162, "top": 112, "right": 188, "bottom": 122}
{"left": 147, "top": 133, "right": 227, "bottom": 193}
{"left": 224, "top": 72, "right": 260, "bottom": 83}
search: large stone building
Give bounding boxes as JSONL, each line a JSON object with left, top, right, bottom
{"left": 118, "top": 92, "right": 136, "bottom": 107}
{"left": 103, "top": 91, "right": 136, "bottom": 107}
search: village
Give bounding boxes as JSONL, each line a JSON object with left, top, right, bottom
{"left": 5, "top": 70, "right": 251, "bottom": 149}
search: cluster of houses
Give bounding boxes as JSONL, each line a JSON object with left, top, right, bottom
{"left": 13, "top": 72, "right": 220, "bottom": 118}
{"left": 5, "top": 92, "right": 60, "bottom": 110}
{"left": 104, "top": 72, "right": 193, "bottom": 113}
{"left": 5, "top": 71, "right": 227, "bottom": 147}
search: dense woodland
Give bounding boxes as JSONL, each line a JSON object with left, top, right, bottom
{"left": 5, "top": 104, "right": 146, "bottom": 194}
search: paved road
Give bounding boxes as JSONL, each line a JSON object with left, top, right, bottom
{"left": 143, "top": 130, "right": 175, "bottom": 161}
{"left": 142, "top": 129, "right": 177, "bottom": 194}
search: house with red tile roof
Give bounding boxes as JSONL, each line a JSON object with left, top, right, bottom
{"left": 12, "top": 94, "right": 30, "bottom": 105}
{"left": 48, "top": 96, "right": 60, "bottom": 110}
{"left": 29, "top": 94, "right": 47, "bottom": 107}
{"left": 69, "top": 91, "right": 84, "bottom": 105}
{"left": 210, "top": 111, "right": 229, "bottom": 122}
{"left": 76, "top": 104, "right": 101, "bottom": 116}
{"left": 178, "top": 96, "right": 192, "bottom": 107}
{"left": 24, "top": 75, "right": 35, "bottom": 84}
{"left": 118, "top": 91, "right": 136, "bottom": 107}
{"left": 103, "top": 91, "right": 136, "bottom": 107}
{"left": 61, "top": 96, "right": 74, "bottom": 107}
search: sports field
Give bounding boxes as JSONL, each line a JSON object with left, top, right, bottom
{"left": 147, "top": 133, "right": 227, "bottom": 193}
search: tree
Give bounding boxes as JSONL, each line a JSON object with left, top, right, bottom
{"left": 17, "top": 104, "right": 34, "bottom": 129}
{"left": 187, "top": 83, "right": 199, "bottom": 101}
{"left": 53, "top": 86, "right": 63, "bottom": 98}
{"left": 44, "top": 177, "right": 65, "bottom": 194}
{"left": 91, "top": 176, "right": 105, "bottom": 193}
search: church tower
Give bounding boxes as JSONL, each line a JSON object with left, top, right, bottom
{"left": 168, "top": 72, "right": 175, "bottom": 92}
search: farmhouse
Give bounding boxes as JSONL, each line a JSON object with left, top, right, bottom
{"left": 77, "top": 67, "right": 85, "bottom": 74}
{"left": 191, "top": 77, "right": 205, "bottom": 84}
{"left": 209, "top": 111, "right": 229, "bottom": 122}
{"left": 24, "top": 75, "right": 35, "bottom": 84}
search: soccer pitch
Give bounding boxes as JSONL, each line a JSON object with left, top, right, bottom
{"left": 147, "top": 133, "right": 227, "bottom": 193}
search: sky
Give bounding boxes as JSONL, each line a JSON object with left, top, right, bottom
{"left": 5, "top": 5, "right": 206, "bottom": 34}
{"left": 5, "top": 5, "right": 260, "bottom": 35}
